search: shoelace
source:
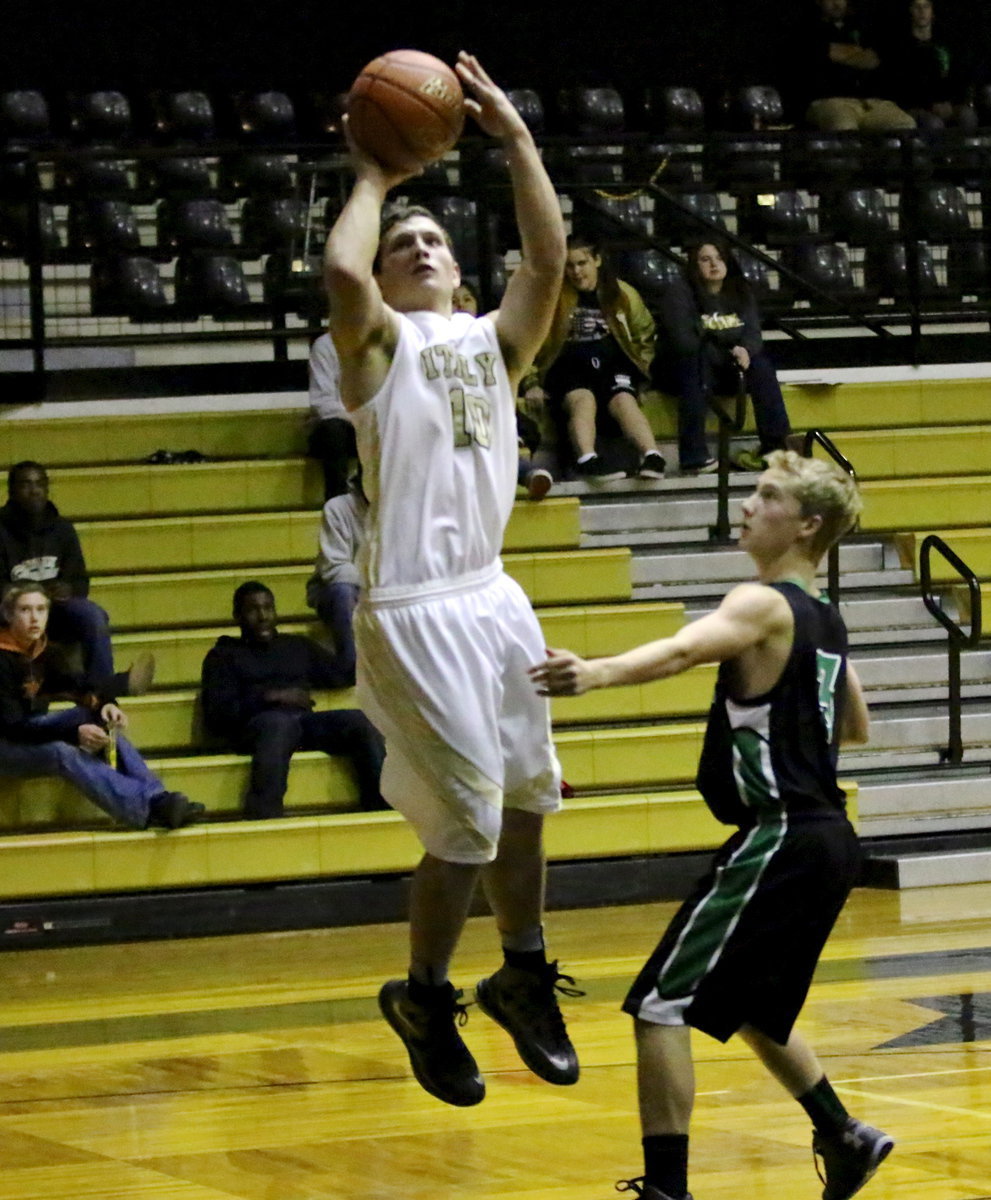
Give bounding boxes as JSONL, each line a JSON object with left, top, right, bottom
{"left": 545, "top": 960, "right": 586, "bottom": 999}
{"left": 616, "top": 1178, "right": 646, "bottom": 1196}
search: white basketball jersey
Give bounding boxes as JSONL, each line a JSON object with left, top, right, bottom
{"left": 350, "top": 310, "right": 518, "bottom": 596}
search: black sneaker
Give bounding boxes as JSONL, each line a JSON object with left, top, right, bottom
{"left": 616, "top": 1177, "right": 693, "bottom": 1200}
{"left": 813, "top": 1118, "right": 894, "bottom": 1200}
{"left": 574, "top": 455, "right": 625, "bottom": 482}
{"left": 637, "top": 451, "right": 666, "bottom": 479}
{"left": 148, "top": 792, "right": 206, "bottom": 830}
{"left": 475, "top": 959, "right": 582, "bottom": 1085}
{"left": 378, "top": 979, "right": 485, "bottom": 1107}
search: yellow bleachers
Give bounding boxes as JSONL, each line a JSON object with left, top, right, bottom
{"left": 859, "top": 477, "right": 991, "bottom": 531}
{"left": 76, "top": 497, "right": 583, "bottom": 574}
{"left": 0, "top": 408, "right": 307, "bottom": 468}
{"left": 815, "top": 426, "right": 991, "bottom": 480}
{"left": 87, "top": 547, "right": 632, "bottom": 631}
{"left": 894, "top": 529, "right": 991, "bottom": 581}
{"left": 643, "top": 377, "right": 991, "bottom": 441}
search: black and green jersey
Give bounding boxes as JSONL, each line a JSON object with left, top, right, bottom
{"left": 696, "top": 581, "right": 848, "bottom": 826}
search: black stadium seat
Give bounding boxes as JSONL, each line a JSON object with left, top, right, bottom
{"left": 240, "top": 197, "right": 309, "bottom": 253}
{"left": 90, "top": 256, "right": 169, "bottom": 316}
{"left": 157, "top": 198, "right": 234, "bottom": 252}
{"left": 176, "top": 254, "right": 251, "bottom": 316}
{"left": 67, "top": 199, "right": 142, "bottom": 257}
{"left": 0, "top": 90, "right": 51, "bottom": 143}
{"left": 821, "top": 187, "right": 892, "bottom": 244}
{"left": 643, "top": 86, "right": 705, "bottom": 135}
{"left": 151, "top": 90, "right": 216, "bottom": 142}
{"left": 611, "top": 247, "right": 684, "bottom": 307}
{"left": 236, "top": 91, "right": 296, "bottom": 141}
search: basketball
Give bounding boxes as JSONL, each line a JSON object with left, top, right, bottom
{"left": 346, "top": 50, "right": 465, "bottom": 172}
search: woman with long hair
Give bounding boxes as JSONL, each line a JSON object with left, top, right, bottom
{"left": 657, "top": 237, "right": 791, "bottom": 473}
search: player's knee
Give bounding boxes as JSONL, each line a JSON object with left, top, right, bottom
{"left": 426, "top": 807, "right": 503, "bottom": 865}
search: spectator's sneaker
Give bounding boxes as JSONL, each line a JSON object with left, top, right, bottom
{"left": 731, "top": 447, "right": 767, "bottom": 472}
{"left": 574, "top": 455, "right": 625, "bottom": 482}
{"left": 475, "top": 960, "right": 582, "bottom": 1085}
{"left": 125, "top": 652, "right": 156, "bottom": 696}
{"left": 681, "top": 457, "right": 718, "bottom": 475}
{"left": 527, "top": 467, "right": 554, "bottom": 500}
{"left": 148, "top": 792, "right": 205, "bottom": 830}
{"left": 616, "top": 1177, "right": 693, "bottom": 1200}
{"left": 378, "top": 979, "right": 485, "bottom": 1107}
{"left": 637, "top": 450, "right": 666, "bottom": 479}
{"left": 813, "top": 1118, "right": 895, "bottom": 1200}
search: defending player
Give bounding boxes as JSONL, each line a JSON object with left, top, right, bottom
{"left": 531, "top": 451, "right": 893, "bottom": 1200}
{"left": 323, "top": 52, "right": 576, "bottom": 1107}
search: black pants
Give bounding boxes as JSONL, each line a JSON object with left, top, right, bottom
{"left": 307, "top": 417, "right": 357, "bottom": 500}
{"left": 236, "top": 707, "right": 385, "bottom": 818}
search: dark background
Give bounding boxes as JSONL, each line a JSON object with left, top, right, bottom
{"left": 2, "top": 0, "right": 985, "bottom": 117}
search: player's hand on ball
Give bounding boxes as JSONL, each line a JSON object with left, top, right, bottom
{"left": 342, "top": 115, "right": 422, "bottom": 190}
{"left": 456, "top": 51, "right": 526, "bottom": 141}
{"left": 529, "top": 648, "right": 594, "bottom": 696}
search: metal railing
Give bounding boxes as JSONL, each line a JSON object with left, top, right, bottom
{"left": 919, "top": 534, "right": 983, "bottom": 765}
{"left": 802, "top": 429, "right": 857, "bottom": 607}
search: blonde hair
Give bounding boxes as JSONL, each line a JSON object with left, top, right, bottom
{"left": 765, "top": 449, "right": 862, "bottom": 559}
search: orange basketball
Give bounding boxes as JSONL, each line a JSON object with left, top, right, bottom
{"left": 346, "top": 50, "right": 465, "bottom": 172}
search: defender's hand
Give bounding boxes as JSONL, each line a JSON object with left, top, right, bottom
{"left": 529, "top": 648, "right": 596, "bottom": 696}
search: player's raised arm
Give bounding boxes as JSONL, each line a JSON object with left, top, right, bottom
{"left": 456, "top": 52, "right": 566, "bottom": 384}
{"left": 531, "top": 583, "right": 790, "bottom": 695}
{"left": 323, "top": 130, "right": 413, "bottom": 410}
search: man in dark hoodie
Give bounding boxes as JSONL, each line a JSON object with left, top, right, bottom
{"left": 0, "top": 583, "right": 202, "bottom": 830}
{"left": 0, "top": 462, "right": 154, "bottom": 696}
{"left": 200, "top": 580, "right": 386, "bottom": 818}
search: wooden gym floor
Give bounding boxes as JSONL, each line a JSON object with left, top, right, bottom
{"left": 1, "top": 882, "right": 989, "bottom": 1200}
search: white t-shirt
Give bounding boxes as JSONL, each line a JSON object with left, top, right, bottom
{"left": 308, "top": 332, "right": 350, "bottom": 423}
{"left": 350, "top": 310, "right": 517, "bottom": 597}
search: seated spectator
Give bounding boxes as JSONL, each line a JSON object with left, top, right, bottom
{"left": 307, "top": 332, "right": 357, "bottom": 500}
{"left": 306, "top": 475, "right": 367, "bottom": 686}
{"left": 0, "top": 462, "right": 154, "bottom": 697}
{"left": 201, "top": 580, "right": 386, "bottom": 818}
{"left": 882, "top": 0, "right": 977, "bottom": 132}
{"left": 655, "top": 238, "right": 791, "bottom": 474}
{"left": 799, "top": 0, "right": 916, "bottom": 132}
{"left": 0, "top": 584, "right": 202, "bottom": 830}
{"left": 453, "top": 282, "right": 554, "bottom": 499}
{"left": 521, "top": 233, "right": 665, "bottom": 483}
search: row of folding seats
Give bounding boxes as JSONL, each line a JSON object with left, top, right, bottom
{"left": 0, "top": 88, "right": 326, "bottom": 147}
{"left": 0, "top": 196, "right": 314, "bottom": 262}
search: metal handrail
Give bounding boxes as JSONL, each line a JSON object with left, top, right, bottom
{"left": 802, "top": 429, "right": 857, "bottom": 607}
{"left": 919, "top": 534, "right": 983, "bottom": 765}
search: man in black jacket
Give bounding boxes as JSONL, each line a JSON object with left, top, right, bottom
{"left": 200, "top": 581, "right": 386, "bottom": 818}
{"left": 0, "top": 462, "right": 153, "bottom": 696}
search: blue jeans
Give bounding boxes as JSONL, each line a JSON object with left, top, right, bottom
{"left": 46, "top": 597, "right": 116, "bottom": 685}
{"left": 0, "top": 708, "right": 165, "bottom": 828}
{"left": 312, "top": 580, "right": 359, "bottom": 686}
{"left": 660, "top": 350, "right": 791, "bottom": 470}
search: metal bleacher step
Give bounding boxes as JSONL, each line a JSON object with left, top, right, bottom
{"left": 865, "top": 843, "right": 991, "bottom": 888}
{"left": 857, "top": 770, "right": 991, "bottom": 838}
{"left": 838, "top": 698, "right": 991, "bottom": 772}
{"left": 855, "top": 644, "right": 991, "bottom": 703}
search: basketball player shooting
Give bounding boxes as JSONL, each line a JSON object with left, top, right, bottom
{"left": 323, "top": 51, "right": 577, "bottom": 1109}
